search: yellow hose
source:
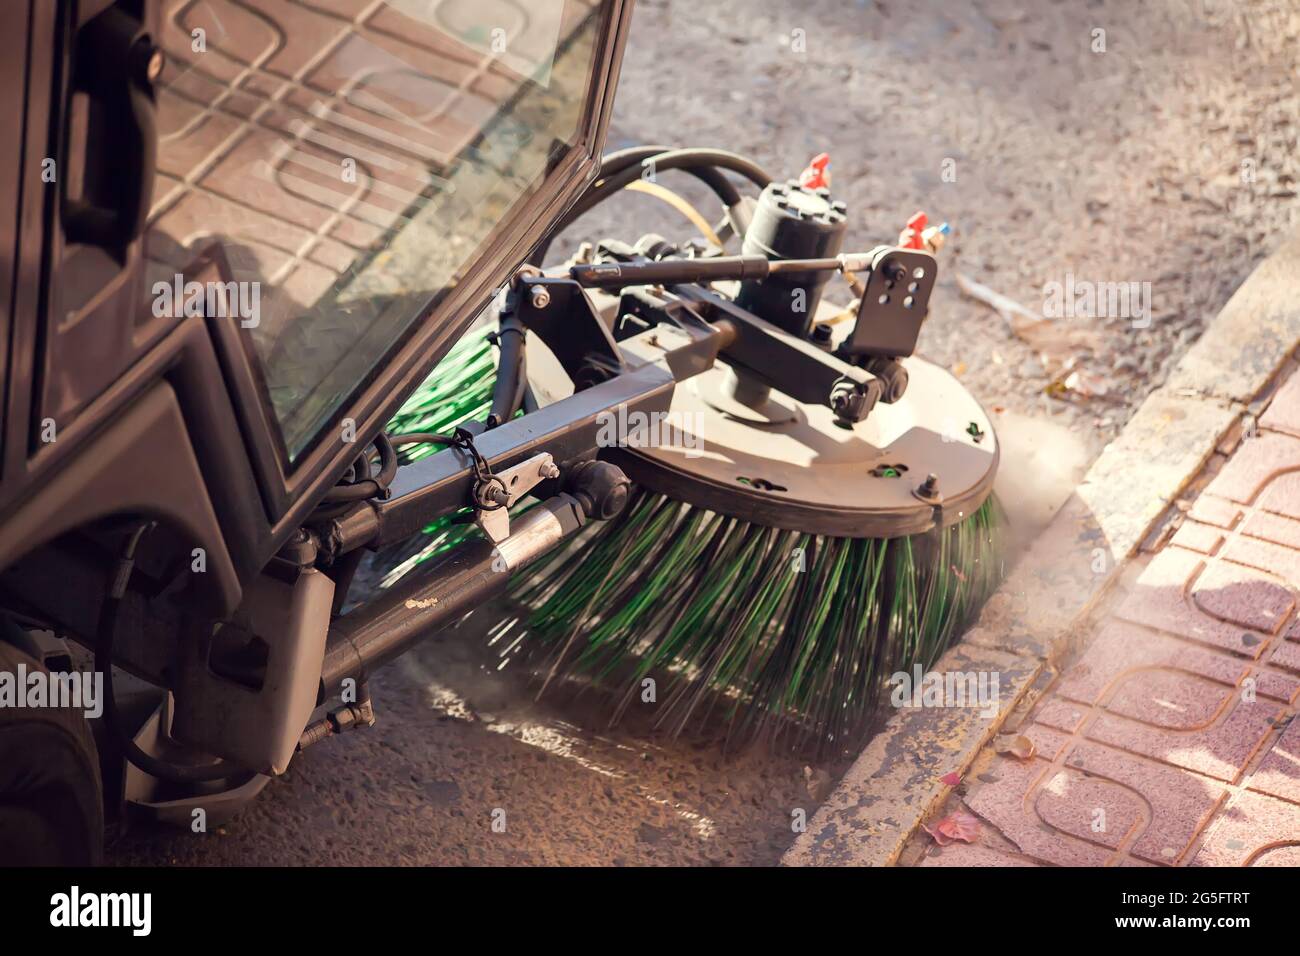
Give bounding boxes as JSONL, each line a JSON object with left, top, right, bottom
{"left": 623, "top": 179, "right": 725, "bottom": 248}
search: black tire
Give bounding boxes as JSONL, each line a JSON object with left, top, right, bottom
{"left": 0, "top": 642, "right": 104, "bottom": 865}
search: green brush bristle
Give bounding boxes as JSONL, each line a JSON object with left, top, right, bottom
{"left": 388, "top": 324, "right": 496, "bottom": 460}
{"left": 514, "top": 489, "right": 1004, "bottom": 752}
{"left": 381, "top": 326, "right": 497, "bottom": 575}
{"left": 388, "top": 331, "right": 1006, "bottom": 752}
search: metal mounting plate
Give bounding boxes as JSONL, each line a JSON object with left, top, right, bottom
{"left": 526, "top": 300, "right": 998, "bottom": 539}
{"left": 475, "top": 452, "right": 558, "bottom": 543}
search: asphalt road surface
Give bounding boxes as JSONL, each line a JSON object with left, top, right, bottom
{"left": 108, "top": 0, "right": 1300, "bottom": 865}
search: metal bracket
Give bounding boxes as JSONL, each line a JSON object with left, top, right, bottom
{"left": 474, "top": 452, "right": 560, "bottom": 543}
{"left": 842, "top": 246, "right": 937, "bottom": 358}
{"left": 509, "top": 273, "right": 625, "bottom": 388}
{"left": 672, "top": 284, "right": 882, "bottom": 425}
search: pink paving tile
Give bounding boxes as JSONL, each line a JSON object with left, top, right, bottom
{"left": 1190, "top": 555, "right": 1294, "bottom": 633}
{"left": 1260, "top": 472, "right": 1300, "bottom": 522}
{"left": 1247, "top": 663, "right": 1300, "bottom": 702}
{"left": 1246, "top": 715, "right": 1300, "bottom": 804}
{"left": 1268, "top": 640, "right": 1300, "bottom": 677}
{"left": 964, "top": 755, "right": 1114, "bottom": 866}
{"left": 1062, "top": 739, "right": 1227, "bottom": 864}
{"left": 1169, "top": 519, "right": 1223, "bottom": 554}
{"left": 1084, "top": 696, "right": 1282, "bottom": 782}
{"left": 1020, "top": 721, "right": 1074, "bottom": 760}
{"left": 917, "top": 843, "right": 1040, "bottom": 867}
{"left": 1240, "top": 508, "right": 1300, "bottom": 549}
{"left": 1054, "top": 621, "right": 1253, "bottom": 705}
{"left": 1107, "top": 670, "right": 1234, "bottom": 729}
{"left": 1116, "top": 548, "right": 1271, "bottom": 657}
{"left": 1188, "top": 494, "right": 1241, "bottom": 529}
{"left": 1035, "top": 697, "right": 1087, "bottom": 734}
{"left": 1203, "top": 432, "right": 1300, "bottom": 506}
{"left": 1259, "top": 371, "right": 1300, "bottom": 438}
{"left": 1034, "top": 767, "right": 1142, "bottom": 850}
{"left": 1216, "top": 534, "right": 1300, "bottom": 602}
{"left": 1250, "top": 845, "right": 1300, "bottom": 865}
{"left": 1192, "top": 790, "right": 1300, "bottom": 866}
{"left": 964, "top": 724, "right": 1225, "bottom": 865}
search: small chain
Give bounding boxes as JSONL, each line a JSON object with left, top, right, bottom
{"left": 452, "top": 427, "right": 507, "bottom": 511}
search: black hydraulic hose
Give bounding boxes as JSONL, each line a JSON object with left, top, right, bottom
{"left": 596, "top": 145, "right": 745, "bottom": 206}
{"left": 96, "top": 523, "right": 243, "bottom": 783}
{"left": 529, "top": 147, "right": 773, "bottom": 266}
{"left": 576, "top": 148, "right": 772, "bottom": 216}
{"left": 486, "top": 316, "right": 527, "bottom": 429}
{"left": 319, "top": 432, "right": 398, "bottom": 504}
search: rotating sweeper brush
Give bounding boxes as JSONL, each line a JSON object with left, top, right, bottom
{"left": 388, "top": 148, "right": 1004, "bottom": 753}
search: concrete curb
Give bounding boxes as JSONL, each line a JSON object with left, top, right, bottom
{"left": 782, "top": 229, "right": 1300, "bottom": 867}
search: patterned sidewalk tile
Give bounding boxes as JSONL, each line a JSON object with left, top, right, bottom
{"left": 1052, "top": 621, "right": 1262, "bottom": 705}
{"left": 1259, "top": 372, "right": 1300, "bottom": 438}
{"left": 1203, "top": 432, "right": 1300, "bottom": 508}
{"left": 903, "top": 356, "right": 1300, "bottom": 868}
{"left": 962, "top": 724, "right": 1228, "bottom": 865}
{"left": 1187, "top": 494, "right": 1242, "bottom": 529}
{"left": 963, "top": 753, "right": 1114, "bottom": 867}
{"left": 1169, "top": 519, "right": 1224, "bottom": 555}
{"left": 1116, "top": 548, "right": 1273, "bottom": 657}
{"left": 1192, "top": 790, "right": 1300, "bottom": 866}
{"left": 1076, "top": 698, "right": 1281, "bottom": 783}
{"left": 1245, "top": 715, "right": 1300, "bottom": 804}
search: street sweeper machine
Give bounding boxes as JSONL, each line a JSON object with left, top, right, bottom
{"left": 0, "top": 0, "right": 1001, "bottom": 863}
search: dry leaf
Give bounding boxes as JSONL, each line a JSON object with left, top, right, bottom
{"left": 1046, "top": 363, "right": 1113, "bottom": 403}
{"left": 923, "top": 809, "right": 981, "bottom": 846}
{"left": 940, "top": 771, "right": 962, "bottom": 787}
{"left": 803, "top": 765, "right": 834, "bottom": 802}
{"left": 994, "top": 733, "right": 1037, "bottom": 760}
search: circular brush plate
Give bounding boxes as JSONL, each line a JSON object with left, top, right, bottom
{"left": 527, "top": 326, "right": 998, "bottom": 539}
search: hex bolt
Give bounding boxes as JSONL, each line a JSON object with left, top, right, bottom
{"left": 529, "top": 285, "right": 551, "bottom": 310}
{"left": 915, "top": 473, "right": 941, "bottom": 502}
{"left": 540, "top": 462, "right": 561, "bottom": 480}
{"left": 476, "top": 479, "right": 510, "bottom": 508}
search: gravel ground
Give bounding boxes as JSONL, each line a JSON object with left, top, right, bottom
{"left": 108, "top": 0, "right": 1300, "bottom": 866}
{"left": 585, "top": 0, "right": 1299, "bottom": 448}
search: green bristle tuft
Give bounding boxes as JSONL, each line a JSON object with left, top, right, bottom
{"left": 387, "top": 324, "right": 497, "bottom": 462}
{"left": 514, "top": 488, "right": 1005, "bottom": 752}
{"left": 386, "top": 330, "right": 1006, "bottom": 752}
{"left": 381, "top": 326, "right": 497, "bottom": 576}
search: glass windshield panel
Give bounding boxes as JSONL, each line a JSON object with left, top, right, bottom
{"left": 146, "top": 0, "right": 606, "bottom": 459}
